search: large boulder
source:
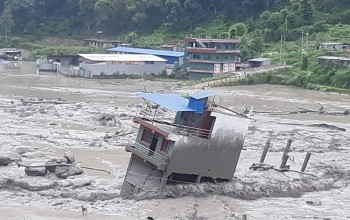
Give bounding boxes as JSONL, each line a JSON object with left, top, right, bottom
{"left": 55, "top": 166, "right": 71, "bottom": 178}
{"left": 61, "top": 167, "right": 83, "bottom": 179}
{"left": 0, "top": 156, "right": 12, "bottom": 166}
{"left": 55, "top": 166, "right": 83, "bottom": 179}
{"left": 64, "top": 151, "right": 75, "bottom": 164}
{"left": 46, "top": 158, "right": 68, "bottom": 172}
{"left": 25, "top": 167, "right": 47, "bottom": 176}
{"left": 0, "top": 152, "right": 21, "bottom": 166}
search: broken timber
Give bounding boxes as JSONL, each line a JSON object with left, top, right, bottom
{"left": 15, "top": 162, "right": 111, "bottom": 174}
{"left": 20, "top": 99, "right": 74, "bottom": 105}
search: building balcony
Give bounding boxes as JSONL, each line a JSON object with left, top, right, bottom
{"left": 185, "top": 47, "right": 240, "bottom": 54}
{"left": 126, "top": 141, "right": 168, "bottom": 170}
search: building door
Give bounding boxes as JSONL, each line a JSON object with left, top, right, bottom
{"left": 148, "top": 136, "right": 158, "bottom": 156}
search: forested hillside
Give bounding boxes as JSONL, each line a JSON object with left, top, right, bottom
{"left": 1, "top": 0, "right": 350, "bottom": 40}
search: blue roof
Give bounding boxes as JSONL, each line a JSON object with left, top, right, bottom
{"left": 107, "top": 47, "right": 184, "bottom": 57}
{"left": 138, "top": 93, "right": 196, "bottom": 112}
{"left": 190, "top": 90, "right": 217, "bottom": 100}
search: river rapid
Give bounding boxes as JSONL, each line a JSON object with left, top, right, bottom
{"left": 0, "top": 62, "right": 349, "bottom": 219}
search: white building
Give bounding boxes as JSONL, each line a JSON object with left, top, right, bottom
{"left": 63, "top": 54, "right": 167, "bottom": 78}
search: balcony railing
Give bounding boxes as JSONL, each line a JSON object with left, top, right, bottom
{"left": 126, "top": 141, "right": 168, "bottom": 170}
{"left": 172, "top": 124, "right": 211, "bottom": 139}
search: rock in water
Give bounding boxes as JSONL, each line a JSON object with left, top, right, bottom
{"left": 0, "top": 156, "right": 12, "bottom": 166}
{"left": 64, "top": 151, "right": 75, "bottom": 164}
{"left": 61, "top": 167, "right": 83, "bottom": 179}
{"left": 46, "top": 158, "right": 68, "bottom": 172}
{"left": 55, "top": 166, "right": 71, "bottom": 178}
{"left": 96, "top": 114, "right": 117, "bottom": 126}
{"left": 0, "top": 152, "right": 22, "bottom": 166}
{"left": 25, "top": 167, "right": 47, "bottom": 176}
{"left": 55, "top": 166, "right": 83, "bottom": 178}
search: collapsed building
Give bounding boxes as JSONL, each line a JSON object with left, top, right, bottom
{"left": 121, "top": 91, "right": 250, "bottom": 197}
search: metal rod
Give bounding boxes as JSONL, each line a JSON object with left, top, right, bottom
{"left": 301, "top": 152, "right": 311, "bottom": 172}
{"left": 280, "top": 139, "right": 292, "bottom": 169}
{"left": 260, "top": 140, "right": 270, "bottom": 163}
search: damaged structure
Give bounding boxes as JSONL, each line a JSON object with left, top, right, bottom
{"left": 121, "top": 91, "right": 250, "bottom": 197}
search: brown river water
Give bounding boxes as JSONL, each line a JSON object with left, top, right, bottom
{"left": 0, "top": 62, "right": 349, "bottom": 219}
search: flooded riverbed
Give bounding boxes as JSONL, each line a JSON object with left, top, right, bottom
{"left": 0, "top": 62, "right": 349, "bottom": 219}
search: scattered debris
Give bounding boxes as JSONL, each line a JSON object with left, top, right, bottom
{"left": 306, "top": 200, "right": 322, "bottom": 206}
{"left": 20, "top": 98, "right": 73, "bottom": 105}
{"left": 95, "top": 113, "right": 118, "bottom": 126}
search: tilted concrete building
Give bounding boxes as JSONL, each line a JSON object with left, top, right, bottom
{"left": 121, "top": 91, "right": 250, "bottom": 198}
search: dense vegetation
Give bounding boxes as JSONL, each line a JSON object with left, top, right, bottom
{"left": 0, "top": 0, "right": 349, "bottom": 92}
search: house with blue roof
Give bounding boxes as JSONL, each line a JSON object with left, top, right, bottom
{"left": 120, "top": 90, "right": 250, "bottom": 198}
{"left": 107, "top": 47, "right": 185, "bottom": 66}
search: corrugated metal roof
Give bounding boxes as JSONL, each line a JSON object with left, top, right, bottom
{"left": 248, "top": 58, "right": 271, "bottom": 62}
{"left": 138, "top": 93, "right": 196, "bottom": 112}
{"left": 318, "top": 56, "right": 350, "bottom": 61}
{"left": 79, "top": 54, "right": 167, "bottom": 62}
{"left": 107, "top": 47, "right": 185, "bottom": 57}
{"left": 318, "top": 42, "right": 346, "bottom": 46}
{"left": 190, "top": 90, "right": 217, "bottom": 99}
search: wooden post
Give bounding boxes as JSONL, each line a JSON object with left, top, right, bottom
{"left": 280, "top": 139, "right": 292, "bottom": 169}
{"left": 301, "top": 152, "right": 311, "bottom": 172}
{"left": 260, "top": 140, "right": 270, "bottom": 163}
{"left": 242, "top": 214, "right": 248, "bottom": 220}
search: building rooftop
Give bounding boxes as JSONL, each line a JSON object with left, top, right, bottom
{"left": 318, "top": 42, "right": 348, "bottom": 46}
{"left": 84, "top": 39, "right": 123, "bottom": 43}
{"left": 248, "top": 58, "right": 271, "bottom": 62}
{"left": 190, "top": 90, "right": 217, "bottom": 100}
{"left": 318, "top": 56, "right": 350, "bottom": 61}
{"left": 138, "top": 90, "right": 217, "bottom": 113}
{"left": 138, "top": 93, "right": 196, "bottom": 112}
{"left": 78, "top": 54, "right": 167, "bottom": 62}
{"left": 107, "top": 47, "right": 185, "bottom": 57}
{"left": 185, "top": 38, "right": 241, "bottom": 44}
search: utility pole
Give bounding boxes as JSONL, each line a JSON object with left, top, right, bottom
{"left": 306, "top": 31, "right": 309, "bottom": 55}
{"left": 299, "top": 30, "right": 304, "bottom": 86}
{"left": 300, "top": 29, "right": 304, "bottom": 71}
{"left": 280, "top": 34, "right": 283, "bottom": 66}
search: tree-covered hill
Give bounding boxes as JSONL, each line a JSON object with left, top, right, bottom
{"left": 1, "top": 0, "right": 350, "bottom": 40}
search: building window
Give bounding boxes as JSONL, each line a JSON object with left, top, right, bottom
{"left": 224, "top": 55, "right": 229, "bottom": 59}
{"left": 141, "top": 128, "right": 153, "bottom": 144}
{"left": 216, "top": 45, "right": 221, "bottom": 49}
{"left": 160, "top": 140, "right": 169, "bottom": 153}
{"left": 193, "top": 55, "right": 200, "bottom": 59}
{"left": 204, "top": 55, "right": 211, "bottom": 60}
{"left": 145, "top": 61, "right": 155, "bottom": 64}
{"left": 225, "top": 45, "right": 229, "bottom": 49}
{"left": 216, "top": 55, "right": 220, "bottom": 60}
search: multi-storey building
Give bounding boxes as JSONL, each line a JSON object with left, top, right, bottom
{"left": 121, "top": 91, "right": 250, "bottom": 198}
{"left": 184, "top": 38, "right": 241, "bottom": 80}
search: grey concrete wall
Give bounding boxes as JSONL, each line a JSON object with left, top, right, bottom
{"left": 166, "top": 112, "right": 250, "bottom": 180}
{"left": 80, "top": 62, "right": 166, "bottom": 76}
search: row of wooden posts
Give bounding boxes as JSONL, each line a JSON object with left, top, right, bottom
{"left": 260, "top": 139, "right": 311, "bottom": 172}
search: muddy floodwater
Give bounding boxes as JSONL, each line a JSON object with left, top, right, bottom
{"left": 0, "top": 62, "right": 349, "bottom": 219}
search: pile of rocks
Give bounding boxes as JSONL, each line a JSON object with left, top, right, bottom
{"left": 24, "top": 151, "right": 83, "bottom": 178}
{"left": 0, "top": 149, "right": 83, "bottom": 179}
